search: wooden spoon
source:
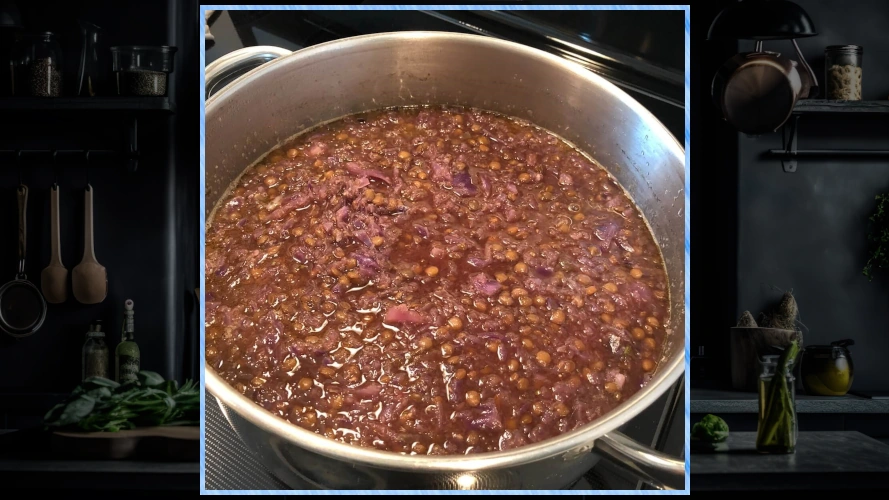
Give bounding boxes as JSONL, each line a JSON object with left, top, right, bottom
{"left": 72, "top": 184, "right": 107, "bottom": 304}
{"left": 41, "top": 185, "right": 67, "bottom": 303}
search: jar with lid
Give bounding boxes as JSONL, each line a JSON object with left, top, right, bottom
{"left": 801, "top": 339, "right": 854, "bottom": 396}
{"left": 12, "top": 31, "right": 63, "bottom": 97}
{"left": 825, "top": 45, "right": 863, "bottom": 100}
{"left": 756, "top": 353, "right": 798, "bottom": 454}
{"left": 82, "top": 320, "right": 109, "bottom": 381}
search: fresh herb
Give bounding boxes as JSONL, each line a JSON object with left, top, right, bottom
{"left": 863, "top": 193, "right": 889, "bottom": 281}
{"left": 756, "top": 341, "right": 800, "bottom": 452}
{"left": 691, "top": 414, "right": 729, "bottom": 443}
{"left": 44, "top": 371, "right": 199, "bottom": 432}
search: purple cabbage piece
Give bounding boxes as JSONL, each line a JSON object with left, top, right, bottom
{"left": 355, "top": 231, "right": 374, "bottom": 248}
{"left": 353, "top": 253, "right": 380, "bottom": 276}
{"left": 478, "top": 173, "right": 492, "bottom": 197}
{"left": 430, "top": 160, "right": 452, "bottom": 182}
{"left": 469, "top": 273, "right": 501, "bottom": 296}
{"left": 346, "top": 161, "right": 391, "bottom": 184}
{"left": 336, "top": 205, "right": 350, "bottom": 223}
{"left": 452, "top": 171, "right": 478, "bottom": 197}
{"left": 470, "top": 400, "right": 503, "bottom": 431}
{"left": 595, "top": 221, "right": 621, "bottom": 248}
{"left": 534, "top": 266, "right": 554, "bottom": 278}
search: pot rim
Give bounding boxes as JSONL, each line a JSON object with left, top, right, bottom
{"left": 204, "top": 31, "right": 686, "bottom": 472}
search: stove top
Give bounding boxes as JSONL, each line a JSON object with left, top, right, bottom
{"left": 203, "top": 9, "right": 686, "bottom": 491}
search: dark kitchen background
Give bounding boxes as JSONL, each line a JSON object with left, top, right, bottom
{"left": 0, "top": 0, "right": 199, "bottom": 491}
{"left": 691, "top": 0, "right": 889, "bottom": 455}
{"left": 203, "top": 8, "right": 685, "bottom": 491}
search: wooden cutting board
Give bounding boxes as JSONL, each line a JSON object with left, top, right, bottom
{"left": 51, "top": 426, "right": 199, "bottom": 461}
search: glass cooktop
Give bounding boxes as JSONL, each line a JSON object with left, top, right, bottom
{"left": 203, "top": 9, "right": 686, "bottom": 491}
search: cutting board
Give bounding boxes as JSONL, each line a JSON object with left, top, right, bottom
{"left": 51, "top": 426, "right": 199, "bottom": 461}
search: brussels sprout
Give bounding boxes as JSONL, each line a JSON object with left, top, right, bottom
{"left": 692, "top": 414, "right": 729, "bottom": 443}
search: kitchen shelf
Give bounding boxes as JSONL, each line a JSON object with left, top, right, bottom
{"left": 793, "top": 99, "right": 889, "bottom": 114}
{"left": 0, "top": 96, "right": 173, "bottom": 113}
{"left": 691, "top": 388, "right": 889, "bottom": 414}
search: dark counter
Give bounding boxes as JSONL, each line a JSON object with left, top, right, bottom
{"left": 692, "top": 431, "right": 889, "bottom": 490}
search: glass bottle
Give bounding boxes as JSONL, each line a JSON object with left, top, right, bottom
{"left": 824, "top": 45, "right": 863, "bottom": 100}
{"left": 115, "top": 299, "right": 140, "bottom": 384}
{"left": 756, "top": 354, "right": 798, "bottom": 453}
{"left": 12, "top": 31, "right": 63, "bottom": 97}
{"left": 82, "top": 320, "right": 109, "bottom": 381}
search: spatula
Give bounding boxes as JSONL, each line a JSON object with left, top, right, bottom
{"left": 72, "top": 184, "right": 107, "bottom": 304}
{"left": 41, "top": 185, "right": 67, "bottom": 303}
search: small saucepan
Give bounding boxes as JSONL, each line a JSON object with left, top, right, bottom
{"left": 0, "top": 185, "right": 48, "bottom": 338}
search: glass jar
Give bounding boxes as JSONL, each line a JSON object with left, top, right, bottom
{"left": 801, "top": 339, "right": 854, "bottom": 396}
{"left": 825, "top": 45, "right": 863, "bottom": 100}
{"left": 82, "top": 321, "right": 109, "bottom": 381}
{"left": 756, "top": 354, "right": 797, "bottom": 454}
{"left": 111, "top": 45, "right": 176, "bottom": 96}
{"left": 12, "top": 32, "right": 63, "bottom": 97}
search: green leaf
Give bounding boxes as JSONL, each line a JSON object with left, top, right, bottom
{"left": 138, "top": 371, "right": 166, "bottom": 387}
{"left": 56, "top": 395, "right": 97, "bottom": 427}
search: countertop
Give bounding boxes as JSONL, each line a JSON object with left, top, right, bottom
{"left": 691, "top": 431, "right": 889, "bottom": 490}
{"left": 0, "top": 429, "right": 198, "bottom": 490}
{"left": 691, "top": 388, "right": 889, "bottom": 414}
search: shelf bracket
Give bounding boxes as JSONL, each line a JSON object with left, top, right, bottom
{"left": 127, "top": 116, "right": 139, "bottom": 173}
{"left": 781, "top": 114, "right": 799, "bottom": 173}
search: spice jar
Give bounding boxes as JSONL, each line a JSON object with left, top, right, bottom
{"left": 825, "top": 45, "right": 863, "bottom": 100}
{"left": 756, "top": 354, "right": 798, "bottom": 454}
{"left": 82, "top": 320, "right": 109, "bottom": 381}
{"left": 111, "top": 45, "right": 177, "bottom": 96}
{"left": 12, "top": 32, "right": 63, "bottom": 97}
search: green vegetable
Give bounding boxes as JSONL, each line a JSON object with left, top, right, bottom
{"left": 692, "top": 414, "right": 729, "bottom": 443}
{"left": 756, "top": 341, "right": 800, "bottom": 452}
{"left": 43, "top": 371, "right": 199, "bottom": 432}
{"left": 863, "top": 193, "right": 889, "bottom": 281}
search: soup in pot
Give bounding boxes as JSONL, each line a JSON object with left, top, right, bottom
{"left": 205, "top": 106, "right": 670, "bottom": 455}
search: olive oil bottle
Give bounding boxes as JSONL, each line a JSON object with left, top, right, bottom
{"left": 115, "top": 299, "right": 140, "bottom": 383}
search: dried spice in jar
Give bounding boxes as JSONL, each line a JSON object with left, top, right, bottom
{"left": 825, "top": 45, "right": 863, "bottom": 100}
{"left": 12, "top": 32, "right": 63, "bottom": 97}
{"left": 82, "top": 321, "right": 109, "bottom": 381}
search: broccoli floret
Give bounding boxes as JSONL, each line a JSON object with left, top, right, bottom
{"left": 692, "top": 414, "right": 729, "bottom": 443}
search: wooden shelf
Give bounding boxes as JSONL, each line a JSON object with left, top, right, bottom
{"left": 0, "top": 96, "right": 173, "bottom": 113}
{"left": 793, "top": 99, "right": 889, "bottom": 114}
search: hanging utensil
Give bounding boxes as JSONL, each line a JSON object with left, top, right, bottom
{"left": 72, "top": 184, "right": 107, "bottom": 304}
{"left": 41, "top": 184, "right": 67, "bottom": 303}
{"left": 1, "top": 185, "right": 48, "bottom": 338}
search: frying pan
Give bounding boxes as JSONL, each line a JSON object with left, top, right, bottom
{"left": 0, "top": 185, "right": 48, "bottom": 337}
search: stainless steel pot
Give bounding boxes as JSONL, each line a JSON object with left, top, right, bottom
{"left": 204, "top": 32, "right": 686, "bottom": 491}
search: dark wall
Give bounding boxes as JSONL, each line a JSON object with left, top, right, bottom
{"left": 736, "top": 0, "right": 889, "bottom": 391}
{"left": 0, "top": 0, "right": 198, "bottom": 413}
{"left": 691, "top": 0, "right": 740, "bottom": 383}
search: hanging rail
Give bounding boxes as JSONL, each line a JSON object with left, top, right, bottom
{"left": 766, "top": 115, "right": 889, "bottom": 172}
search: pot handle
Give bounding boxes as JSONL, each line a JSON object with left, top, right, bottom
{"left": 205, "top": 45, "right": 292, "bottom": 100}
{"left": 594, "top": 431, "right": 686, "bottom": 490}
